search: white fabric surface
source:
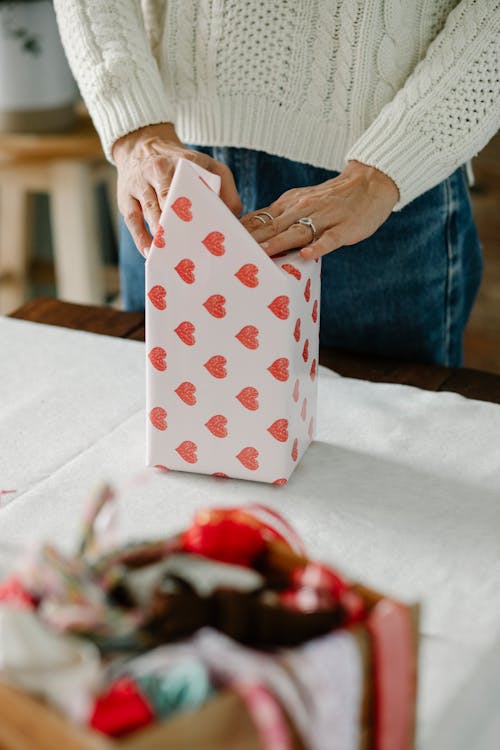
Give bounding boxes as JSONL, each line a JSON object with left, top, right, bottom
{"left": 1, "top": 317, "right": 500, "bottom": 747}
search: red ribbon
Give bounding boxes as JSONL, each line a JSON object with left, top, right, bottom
{"left": 367, "top": 600, "right": 415, "bottom": 750}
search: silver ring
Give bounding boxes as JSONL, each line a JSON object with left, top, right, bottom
{"left": 294, "top": 217, "right": 317, "bottom": 243}
{"left": 254, "top": 211, "right": 274, "bottom": 224}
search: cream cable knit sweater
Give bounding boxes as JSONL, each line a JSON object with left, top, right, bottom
{"left": 54, "top": 0, "right": 499, "bottom": 208}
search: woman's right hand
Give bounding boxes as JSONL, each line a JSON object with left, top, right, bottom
{"left": 112, "top": 123, "right": 242, "bottom": 257}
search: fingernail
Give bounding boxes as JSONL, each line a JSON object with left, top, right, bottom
{"left": 301, "top": 247, "right": 313, "bottom": 259}
{"left": 260, "top": 242, "right": 269, "bottom": 249}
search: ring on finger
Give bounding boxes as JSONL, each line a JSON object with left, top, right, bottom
{"left": 293, "top": 216, "right": 317, "bottom": 243}
{"left": 254, "top": 211, "right": 274, "bottom": 224}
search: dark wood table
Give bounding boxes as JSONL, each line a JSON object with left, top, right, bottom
{"left": 10, "top": 297, "right": 500, "bottom": 405}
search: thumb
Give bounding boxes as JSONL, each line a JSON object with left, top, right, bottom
{"left": 212, "top": 162, "right": 242, "bottom": 216}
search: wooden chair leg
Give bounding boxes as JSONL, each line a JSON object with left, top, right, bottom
{"left": 50, "top": 159, "right": 104, "bottom": 304}
{"left": 0, "top": 175, "right": 34, "bottom": 314}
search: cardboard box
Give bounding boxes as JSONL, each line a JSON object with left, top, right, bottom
{"left": 145, "top": 159, "right": 321, "bottom": 483}
{"left": 0, "top": 586, "right": 418, "bottom": 750}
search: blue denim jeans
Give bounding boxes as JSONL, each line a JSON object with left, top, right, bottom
{"left": 119, "top": 147, "right": 482, "bottom": 366}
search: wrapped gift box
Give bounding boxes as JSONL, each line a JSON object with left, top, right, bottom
{"left": 145, "top": 158, "right": 321, "bottom": 483}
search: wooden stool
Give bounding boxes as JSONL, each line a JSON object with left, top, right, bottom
{"left": 0, "top": 115, "right": 117, "bottom": 314}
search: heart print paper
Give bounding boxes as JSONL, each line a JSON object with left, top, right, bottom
{"left": 146, "top": 158, "right": 321, "bottom": 483}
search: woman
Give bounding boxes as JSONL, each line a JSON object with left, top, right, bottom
{"left": 54, "top": 0, "right": 499, "bottom": 365}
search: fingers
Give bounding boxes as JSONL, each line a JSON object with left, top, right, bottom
{"left": 123, "top": 198, "right": 152, "bottom": 257}
{"left": 301, "top": 227, "right": 344, "bottom": 259}
{"left": 118, "top": 145, "right": 243, "bottom": 259}
{"left": 260, "top": 219, "right": 321, "bottom": 257}
{"left": 150, "top": 158, "right": 175, "bottom": 209}
{"left": 211, "top": 161, "right": 242, "bottom": 216}
{"left": 241, "top": 207, "right": 286, "bottom": 242}
{"left": 240, "top": 208, "right": 277, "bottom": 234}
{"left": 140, "top": 185, "right": 161, "bottom": 236}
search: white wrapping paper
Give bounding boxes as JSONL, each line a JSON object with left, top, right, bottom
{"left": 145, "top": 159, "right": 321, "bottom": 483}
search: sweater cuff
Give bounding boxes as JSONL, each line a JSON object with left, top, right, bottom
{"left": 89, "top": 73, "right": 175, "bottom": 163}
{"left": 345, "top": 109, "right": 451, "bottom": 210}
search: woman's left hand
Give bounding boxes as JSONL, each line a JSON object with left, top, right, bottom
{"left": 240, "top": 160, "right": 399, "bottom": 260}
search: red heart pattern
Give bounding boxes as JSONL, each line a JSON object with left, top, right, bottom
{"left": 312, "top": 299, "right": 318, "bottom": 323}
{"left": 236, "top": 387, "right": 259, "bottom": 411}
{"left": 147, "top": 169, "right": 320, "bottom": 481}
{"left": 302, "top": 339, "right": 309, "bottom": 363}
{"left": 267, "top": 418, "right": 289, "bottom": 443}
{"left": 175, "top": 321, "right": 196, "bottom": 346}
{"left": 268, "top": 295, "right": 289, "bottom": 320}
{"left": 293, "top": 318, "right": 301, "bottom": 342}
{"left": 235, "top": 325, "right": 259, "bottom": 350}
{"left": 202, "top": 231, "right": 225, "bottom": 256}
{"left": 203, "top": 294, "right": 226, "bottom": 318}
{"left": 176, "top": 440, "right": 198, "bottom": 463}
{"left": 205, "top": 414, "right": 228, "bottom": 438}
{"left": 175, "top": 258, "right": 195, "bottom": 284}
{"left": 281, "top": 263, "right": 302, "bottom": 281}
{"left": 175, "top": 381, "right": 197, "bottom": 406}
{"left": 310, "top": 358, "right": 317, "bottom": 381}
{"left": 171, "top": 196, "right": 193, "bottom": 222}
{"left": 148, "top": 285, "right": 166, "bottom": 310}
{"left": 149, "top": 346, "right": 167, "bottom": 371}
{"left": 236, "top": 446, "right": 259, "bottom": 471}
{"left": 268, "top": 358, "right": 289, "bottom": 382}
{"left": 204, "top": 355, "right": 227, "bottom": 379}
{"left": 153, "top": 225, "right": 166, "bottom": 248}
{"left": 150, "top": 407, "right": 167, "bottom": 431}
{"left": 235, "top": 264, "right": 259, "bottom": 288}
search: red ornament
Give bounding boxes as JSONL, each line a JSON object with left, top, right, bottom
{"left": 90, "top": 677, "right": 154, "bottom": 737}
{"left": 182, "top": 509, "right": 268, "bottom": 566}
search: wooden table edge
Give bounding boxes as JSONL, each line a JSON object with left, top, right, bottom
{"left": 8, "top": 297, "right": 500, "bottom": 405}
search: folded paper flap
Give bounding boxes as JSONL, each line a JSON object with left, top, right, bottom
{"left": 148, "top": 158, "right": 317, "bottom": 289}
{"left": 180, "top": 159, "right": 222, "bottom": 195}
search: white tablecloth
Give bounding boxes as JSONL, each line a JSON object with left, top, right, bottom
{"left": 1, "top": 317, "right": 499, "bottom": 748}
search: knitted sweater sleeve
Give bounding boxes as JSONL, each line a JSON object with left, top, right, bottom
{"left": 346, "top": 0, "right": 500, "bottom": 209}
{"left": 53, "top": 0, "right": 172, "bottom": 161}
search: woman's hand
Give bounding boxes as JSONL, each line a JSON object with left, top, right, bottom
{"left": 113, "top": 123, "right": 242, "bottom": 256}
{"left": 240, "top": 161, "right": 399, "bottom": 259}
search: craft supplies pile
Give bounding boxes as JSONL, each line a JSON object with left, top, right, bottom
{"left": 0, "top": 486, "right": 417, "bottom": 749}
